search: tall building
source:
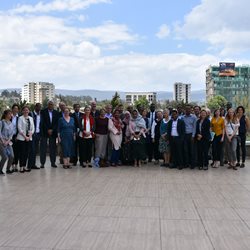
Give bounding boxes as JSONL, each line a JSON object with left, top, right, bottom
{"left": 125, "top": 92, "right": 157, "bottom": 105}
{"left": 22, "top": 82, "right": 55, "bottom": 104}
{"left": 206, "top": 63, "right": 250, "bottom": 107}
{"left": 173, "top": 82, "right": 191, "bottom": 103}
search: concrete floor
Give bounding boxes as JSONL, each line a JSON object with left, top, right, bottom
{"left": 1, "top": 160, "right": 250, "bottom": 250}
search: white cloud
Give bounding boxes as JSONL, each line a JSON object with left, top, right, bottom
{"left": 175, "top": 0, "right": 250, "bottom": 56}
{"left": 11, "top": 0, "right": 111, "bottom": 14}
{"left": 156, "top": 24, "right": 170, "bottom": 39}
{"left": 0, "top": 51, "right": 229, "bottom": 91}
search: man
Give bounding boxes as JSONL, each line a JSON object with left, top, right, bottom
{"left": 105, "top": 104, "right": 113, "bottom": 119}
{"left": 193, "top": 106, "right": 201, "bottom": 119}
{"left": 90, "top": 101, "right": 100, "bottom": 118}
{"left": 70, "top": 103, "right": 83, "bottom": 166}
{"left": 183, "top": 105, "right": 197, "bottom": 169}
{"left": 167, "top": 109, "right": 185, "bottom": 170}
{"left": 28, "top": 103, "right": 42, "bottom": 170}
{"left": 40, "top": 100, "right": 59, "bottom": 168}
{"left": 147, "top": 103, "right": 156, "bottom": 162}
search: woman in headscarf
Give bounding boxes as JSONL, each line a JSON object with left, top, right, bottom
{"left": 129, "top": 109, "right": 146, "bottom": 167}
{"left": 108, "top": 109, "right": 124, "bottom": 166}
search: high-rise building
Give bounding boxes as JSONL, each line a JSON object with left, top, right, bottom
{"left": 125, "top": 92, "right": 157, "bottom": 105}
{"left": 173, "top": 82, "right": 191, "bottom": 103}
{"left": 22, "top": 82, "right": 55, "bottom": 104}
{"left": 206, "top": 63, "right": 250, "bottom": 107}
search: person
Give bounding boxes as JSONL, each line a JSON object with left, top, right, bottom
{"left": 224, "top": 108, "right": 240, "bottom": 170}
{"left": 90, "top": 101, "right": 100, "bottom": 118}
{"left": 167, "top": 109, "right": 185, "bottom": 170}
{"left": 159, "top": 109, "right": 171, "bottom": 167}
{"left": 58, "top": 107, "right": 76, "bottom": 169}
{"left": 70, "top": 103, "right": 83, "bottom": 166}
{"left": 17, "top": 106, "right": 35, "bottom": 173}
{"left": 183, "top": 105, "right": 197, "bottom": 169}
{"left": 105, "top": 104, "right": 113, "bottom": 164}
{"left": 94, "top": 109, "right": 109, "bottom": 167}
{"left": 151, "top": 110, "right": 163, "bottom": 165}
{"left": 79, "top": 106, "right": 95, "bottom": 168}
{"left": 147, "top": 103, "right": 156, "bottom": 162}
{"left": 195, "top": 110, "right": 211, "bottom": 170}
{"left": 0, "top": 110, "right": 15, "bottom": 175}
{"left": 28, "top": 103, "right": 42, "bottom": 170}
{"left": 108, "top": 109, "right": 123, "bottom": 166}
{"left": 194, "top": 106, "right": 201, "bottom": 119}
{"left": 121, "top": 111, "right": 133, "bottom": 165}
{"left": 105, "top": 104, "right": 113, "bottom": 119}
{"left": 210, "top": 109, "right": 225, "bottom": 168}
{"left": 58, "top": 102, "right": 66, "bottom": 164}
{"left": 40, "top": 100, "right": 59, "bottom": 168}
{"left": 129, "top": 109, "right": 146, "bottom": 167}
{"left": 11, "top": 103, "right": 20, "bottom": 172}
{"left": 141, "top": 108, "right": 150, "bottom": 164}
{"left": 236, "top": 106, "right": 250, "bottom": 168}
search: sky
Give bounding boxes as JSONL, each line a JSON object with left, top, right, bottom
{"left": 0, "top": 0, "right": 250, "bottom": 91}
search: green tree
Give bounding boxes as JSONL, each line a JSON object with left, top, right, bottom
{"left": 207, "top": 95, "right": 227, "bottom": 111}
{"left": 134, "top": 96, "right": 149, "bottom": 110}
{"left": 111, "top": 92, "right": 121, "bottom": 109}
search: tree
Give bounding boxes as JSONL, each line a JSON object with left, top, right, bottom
{"left": 207, "top": 95, "right": 227, "bottom": 111}
{"left": 111, "top": 92, "right": 121, "bottom": 109}
{"left": 134, "top": 96, "right": 149, "bottom": 110}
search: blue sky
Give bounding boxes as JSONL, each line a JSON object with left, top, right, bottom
{"left": 0, "top": 0, "right": 249, "bottom": 91}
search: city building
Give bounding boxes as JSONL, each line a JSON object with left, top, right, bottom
{"left": 173, "top": 82, "right": 191, "bottom": 103}
{"left": 22, "top": 82, "right": 55, "bottom": 104}
{"left": 206, "top": 63, "right": 250, "bottom": 107}
{"left": 125, "top": 92, "right": 157, "bottom": 105}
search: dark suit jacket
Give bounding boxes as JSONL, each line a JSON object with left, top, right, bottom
{"left": 40, "top": 108, "right": 59, "bottom": 138}
{"left": 71, "top": 112, "right": 84, "bottom": 129}
{"left": 90, "top": 110, "right": 100, "bottom": 118}
{"left": 195, "top": 118, "right": 211, "bottom": 141}
{"left": 167, "top": 118, "right": 186, "bottom": 141}
{"left": 29, "top": 111, "right": 40, "bottom": 134}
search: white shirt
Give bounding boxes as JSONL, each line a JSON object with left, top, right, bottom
{"left": 48, "top": 110, "right": 53, "bottom": 123}
{"left": 225, "top": 120, "right": 239, "bottom": 136}
{"left": 34, "top": 111, "right": 40, "bottom": 133}
{"left": 171, "top": 120, "right": 179, "bottom": 136}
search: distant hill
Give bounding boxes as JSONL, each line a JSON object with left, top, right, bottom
{"left": 0, "top": 88, "right": 206, "bottom": 102}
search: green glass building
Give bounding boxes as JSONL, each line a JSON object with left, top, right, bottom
{"left": 206, "top": 63, "right": 250, "bottom": 108}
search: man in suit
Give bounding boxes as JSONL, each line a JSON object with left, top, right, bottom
{"left": 28, "top": 103, "right": 42, "bottom": 170}
{"left": 90, "top": 101, "right": 100, "bottom": 118}
{"left": 147, "top": 103, "right": 156, "bottom": 162}
{"left": 40, "top": 100, "right": 59, "bottom": 168}
{"left": 167, "top": 109, "right": 186, "bottom": 170}
{"left": 70, "top": 103, "right": 83, "bottom": 166}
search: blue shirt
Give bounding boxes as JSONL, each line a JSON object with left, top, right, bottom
{"left": 183, "top": 114, "right": 197, "bottom": 137}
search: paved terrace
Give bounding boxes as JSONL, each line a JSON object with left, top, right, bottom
{"left": 1, "top": 161, "right": 250, "bottom": 250}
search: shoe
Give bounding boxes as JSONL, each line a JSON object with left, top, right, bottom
{"left": 203, "top": 166, "right": 208, "bottom": 171}
{"left": 63, "top": 165, "right": 68, "bottom": 169}
{"left": 24, "top": 168, "right": 31, "bottom": 172}
{"left": 0, "top": 170, "right": 5, "bottom": 175}
{"left": 81, "top": 164, "right": 86, "bottom": 168}
{"left": 111, "top": 163, "right": 117, "bottom": 167}
{"left": 40, "top": 165, "right": 44, "bottom": 168}
{"left": 51, "top": 164, "right": 57, "bottom": 168}
{"left": 154, "top": 160, "right": 159, "bottom": 165}
{"left": 31, "top": 166, "right": 40, "bottom": 169}
{"left": 240, "top": 163, "right": 245, "bottom": 168}
{"left": 88, "top": 164, "right": 92, "bottom": 168}
{"left": 236, "top": 162, "right": 240, "bottom": 167}
{"left": 199, "top": 166, "right": 203, "bottom": 170}
{"left": 68, "top": 165, "right": 72, "bottom": 169}
{"left": 233, "top": 166, "right": 238, "bottom": 170}
{"left": 20, "top": 169, "right": 25, "bottom": 173}
{"left": 178, "top": 166, "right": 183, "bottom": 170}
{"left": 6, "top": 169, "right": 14, "bottom": 174}
{"left": 160, "top": 163, "right": 166, "bottom": 167}
{"left": 210, "top": 162, "right": 214, "bottom": 167}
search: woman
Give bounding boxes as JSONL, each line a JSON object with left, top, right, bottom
{"left": 196, "top": 109, "right": 211, "bottom": 170}
{"left": 224, "top": 108, "right": 240, "bottom": 170}
{"left": 121, "top": 111, "right": 132, "bottom": 165}
{"left": 129, "top": 109, "right": 146, "bottom": 167}
{"left": 141, "top": 109, "right": 150, "bottom": 164}
{"left": 17, "top": 106, "right": 35, "bottom": 173}
{"left": 0, "top": 110, "right": 15, "bottom": 175}
{"left": 236, "top": 106, "right": 250, "bottom": 168}
{"left": 109, "top": 109, "right": 123, "bottom": 166}
{"left": 79, "top": 106, "right": 95, "bottom": 168}
{"left": 151, "top": 110, "right": 163, "bottom": 165}
{"left": 58, "top": 107, "right": 76, "bottom": 169}
{"left": 159, "top": 109, "right": 171, "bottom": 167}
{"left": 11, "top": 103, "right": 20, "bottom": 172}
{"left": 210, "top": 109, "right": 225, "bottom": 168}
{"left": 94, "top": 109, "right": 109, "bottom": 167}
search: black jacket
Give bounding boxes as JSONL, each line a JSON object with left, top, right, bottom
{"left": 167, "top": 118, "right": 185, "bottom": 141}
{"left": 71, "top": 112, "right": 84, "bottom": 129}
{"left": 40, "top": 108, "right": 59, "bottom": 138}
{"left": 195, "top": 118, "right": 211, "bottom": 141}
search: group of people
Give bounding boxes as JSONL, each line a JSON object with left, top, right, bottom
{"left": 0, "top": 100, "right": 249, "bottom": 175}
